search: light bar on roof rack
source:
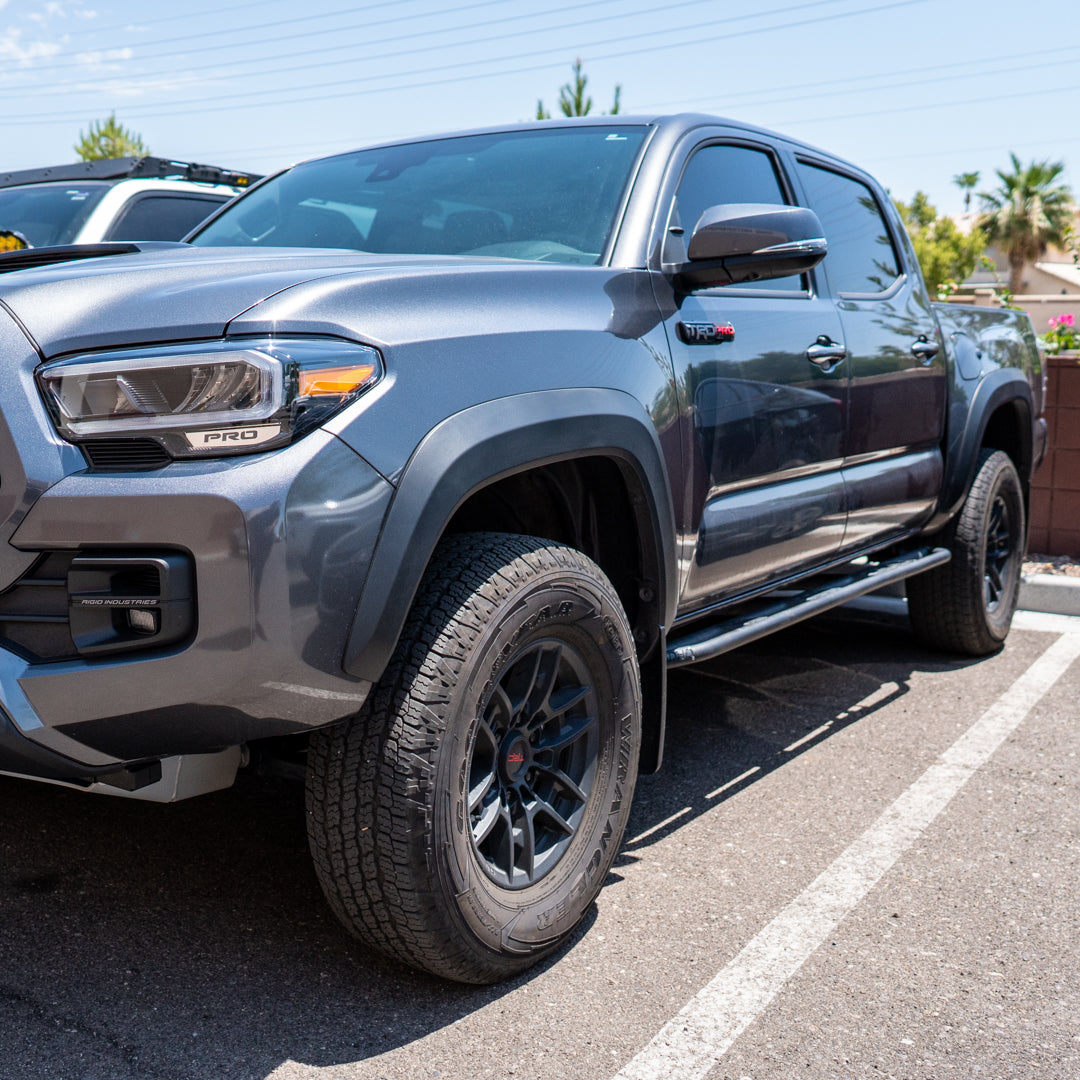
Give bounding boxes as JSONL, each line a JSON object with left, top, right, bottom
{"left": 0, "top": 157, "right": 262, "bottom": 190}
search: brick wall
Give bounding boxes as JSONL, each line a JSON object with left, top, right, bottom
{"left": 1030, "top": 355, "right": 1080, "bottom": 557}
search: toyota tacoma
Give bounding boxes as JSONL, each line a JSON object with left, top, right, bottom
{"left": 0, "top": 115, "right": 1045, "bottom": 983}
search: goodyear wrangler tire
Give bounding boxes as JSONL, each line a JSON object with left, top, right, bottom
{"left": 907, "top": 449, "right": 1025, "bottom": 656}
{"left": 305, "top": 532, "right": 641, "bottom": 983}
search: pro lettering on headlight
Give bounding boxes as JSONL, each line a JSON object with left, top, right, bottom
{"left": 37, "top": 336, "right": 381, "bottom": 461}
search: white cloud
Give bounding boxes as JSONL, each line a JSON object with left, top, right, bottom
{"left": 1, "top": 0, "right": 98, "bottom": 69}
{"left": 0, "top": 28, "right": 62, "bottom": 66}
{"left": 72, "top": 72, "right": 217, "bottom": 99}
{"left": 76, "top": 45, "right": 134, "bottom": 69}
{"left": 23, "top": 1, "right": 95, "bottom": 27}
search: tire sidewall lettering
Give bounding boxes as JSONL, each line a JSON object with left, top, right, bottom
{"left": 439, "top": 570, "right": 639, "bottom": 953}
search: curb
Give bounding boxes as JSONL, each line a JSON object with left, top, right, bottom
{"left": 1019, "top": 573, "right": 1080, "bottom": 618}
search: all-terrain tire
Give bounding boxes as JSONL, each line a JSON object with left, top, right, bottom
{"left": 907, "top": 449, "right": 1025, "bottom": 656}
{"left": 305, "top": 532, "right": 641, "bottom": 984}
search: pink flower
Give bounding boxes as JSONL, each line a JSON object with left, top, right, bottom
{"left": 1061, "top": 313, "right": 1075, "bottom": 327}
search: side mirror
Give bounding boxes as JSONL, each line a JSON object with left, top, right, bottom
{"left": 674, "top": 203, "right": 826, "bottom": 291}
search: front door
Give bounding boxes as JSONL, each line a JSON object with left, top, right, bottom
{"left": 658, "top": 140, "right": 848, "bottom": 612}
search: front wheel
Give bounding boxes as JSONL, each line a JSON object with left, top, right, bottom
{"left": 306, "top": 532, "right": 641, "bottom": 983}
{"left": 907, "top": 449, "right": 1026, "bottom": 656}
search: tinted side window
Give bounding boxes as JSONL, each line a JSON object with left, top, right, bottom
{"left": 796, "top": 163, "right": 900, "bottom": 295}
{"left": 671, "top": 144, "right": 801, "bottom": 291}
{"left": 106, "top": 194, "right": 228, "bottom": 241}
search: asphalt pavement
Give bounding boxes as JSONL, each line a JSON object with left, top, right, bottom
{"left": 1, "top": 603, "right": 1077, "bottom": 1080}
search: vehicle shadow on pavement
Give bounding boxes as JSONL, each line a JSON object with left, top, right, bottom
{"left": 616, "top": 607, "right": 989, "bottom": 863}
{"left": 0, "top": 610, "right": 987, "bottom": 1080}
{"left": 0, "top": 763, "right": 567, "bottom": 1079}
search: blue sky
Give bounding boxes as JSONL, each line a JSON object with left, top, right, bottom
{"left": 2, "top": 0, "right": 1078, "bottom": 216}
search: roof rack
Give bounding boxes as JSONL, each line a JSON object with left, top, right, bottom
{"left": 0, "top": 157, "right": 263, "bottom": 190}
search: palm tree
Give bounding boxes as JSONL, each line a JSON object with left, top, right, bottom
{"left": 952, "top": 171, "right": 980, "bottom": 212}
{"left": 977, "top": 154, "right": 1073, "bottom": 295}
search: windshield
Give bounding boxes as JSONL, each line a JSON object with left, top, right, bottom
{"left": 190, "top": 126, "right": 647, "bottom": 265}
{"left": 0, "top": 182, "right": 110, "bottom": 247}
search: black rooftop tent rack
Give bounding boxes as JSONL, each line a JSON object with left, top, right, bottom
{"left": 0, "top": 157, "right": 262, "bottom": 190}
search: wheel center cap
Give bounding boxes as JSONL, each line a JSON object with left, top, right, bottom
{"left": 501, "top": 734, "right": 530, "bottom": 780}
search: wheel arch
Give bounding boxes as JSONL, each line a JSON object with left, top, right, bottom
{"left": 937, "top": 369, "right": 1034, "bottom": 529}
{"left": 342, "top": 389, "right": 676, "bottom": 768}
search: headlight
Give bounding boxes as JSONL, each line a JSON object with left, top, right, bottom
{"left": 37, "top": 336, "right": 381, "bottom": 459}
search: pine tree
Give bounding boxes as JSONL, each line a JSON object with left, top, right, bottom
{"left": 536, "top": 60, "right": 621, "bottom": 120}
{"left": 75, "top": 113, "right": 149, "bottom": 161}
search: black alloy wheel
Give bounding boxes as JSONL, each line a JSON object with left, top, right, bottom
{"left": 983, "top": 492, "right": 1015, "bottom": 613}
{"left": 908, "top": 449, "right": 1025, "bottom": 656}
{"left": 469, "top": 639, "right": 599, "bottom": 889}
{"left": 306, "top": 532, "right": 642, "bottom": 983}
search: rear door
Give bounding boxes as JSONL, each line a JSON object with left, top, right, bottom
{"left": 791, "top": 159, "right": 947, "bottom": 550}
{"left": 654, "top": 136, "right": 848, "bottom": 612}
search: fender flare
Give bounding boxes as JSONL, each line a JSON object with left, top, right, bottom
{"left": 937, "top": 368, "right": 1034, "bottom": 526}
{"left": 342, "top": 387, "right": 678, "bottom": 685}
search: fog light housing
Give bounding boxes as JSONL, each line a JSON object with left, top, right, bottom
{"left": 68, "top": 553, "right": 194, "bottom": 656}
{"left": 127, "top": 608, "right": 159, "bottom": 635}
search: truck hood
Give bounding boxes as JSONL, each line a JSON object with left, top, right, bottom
{"left": 0, "top": 245, "right": 525, "bottom": 358}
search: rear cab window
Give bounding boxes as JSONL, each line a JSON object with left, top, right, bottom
{"left": 104, "top": 193, "right": 230, "bottom": 242}
{"left": 792, "top": 162, "right": 902, "bottom": 296}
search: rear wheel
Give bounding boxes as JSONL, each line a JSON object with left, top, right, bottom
{"left": 306, "top": 532, "right": 641, "bottom": 983}
{"left": 908, "top": 449, "right": 1025, "bottom": 656}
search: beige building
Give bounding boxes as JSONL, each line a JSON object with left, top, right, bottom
{"left": 950, "top": 210, "right": 1079, "bottom": 329}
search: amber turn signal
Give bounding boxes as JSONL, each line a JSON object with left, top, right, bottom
{"left": 298, "top": 363, "right": 377, "bottom": 397}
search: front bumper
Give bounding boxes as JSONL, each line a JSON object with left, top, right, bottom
{"left": 0, "top": 427, "right": 393, "bottom": 780}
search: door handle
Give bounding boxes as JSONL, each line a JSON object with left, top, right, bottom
{"left": 806, "top": 336, "right": 848, "bottom": 370}
{"left": 911, "top": 336, "right": 939, "bottom": 363}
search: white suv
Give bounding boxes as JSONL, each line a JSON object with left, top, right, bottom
{"left": 0, "top": 157, "right": 261, "bottom": 248}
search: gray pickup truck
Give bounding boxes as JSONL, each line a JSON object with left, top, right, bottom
{"left": 0, "top": 115, "right": 1045, "bottom": 983}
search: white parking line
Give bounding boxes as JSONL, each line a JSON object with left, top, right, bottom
{"left": 706, "top": 766, "right": 760, "bottom": 800}
{"left": 613, "top": 627, "right": 1080, "bottom": 1080}
{"left": 780, "top": 721, "right": 834, "bottom": 753}
{"left": 628, "top": 806, "right": 693, "bottom": 845}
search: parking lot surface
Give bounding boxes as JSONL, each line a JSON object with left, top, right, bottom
{"left": 1, "top": 606, "right": 1077, "bottom": 1080}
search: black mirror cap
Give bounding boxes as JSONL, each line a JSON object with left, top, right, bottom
{"left": 675, "top": 203, "right": 827, "bottom": 291}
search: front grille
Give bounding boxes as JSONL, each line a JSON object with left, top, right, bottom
{"left": 0, "top": 552, "right": 79, "bottom": 662}
{"left": 82, "top": 438, "right": 172, "bottom": 470}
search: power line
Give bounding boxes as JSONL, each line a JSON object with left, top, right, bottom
{"left": 0, "top": 0, "right": 929, "bottom": 124}
{"left": 637, "top": 52, "right": 1080, "bottom": 116}
{"left": 775, "top": 80, "right": 1080, "bottom": 128}
{"left": 635, "top": 44, "right": 1080, "bottom": 113}
{"left": 6, "top": 0, "right": 514, "bottom": 75}
{"left": 24, "top": 0, "right": 287, "bottom": 38}
{"left": 5, "top": 0, "right": 722, "bottom": 97}
{"left": 863, "top": 134, "right": 1080, "bottom": 165}
{"left": 43, "top": 0, "right": 295, "bottom": 38}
